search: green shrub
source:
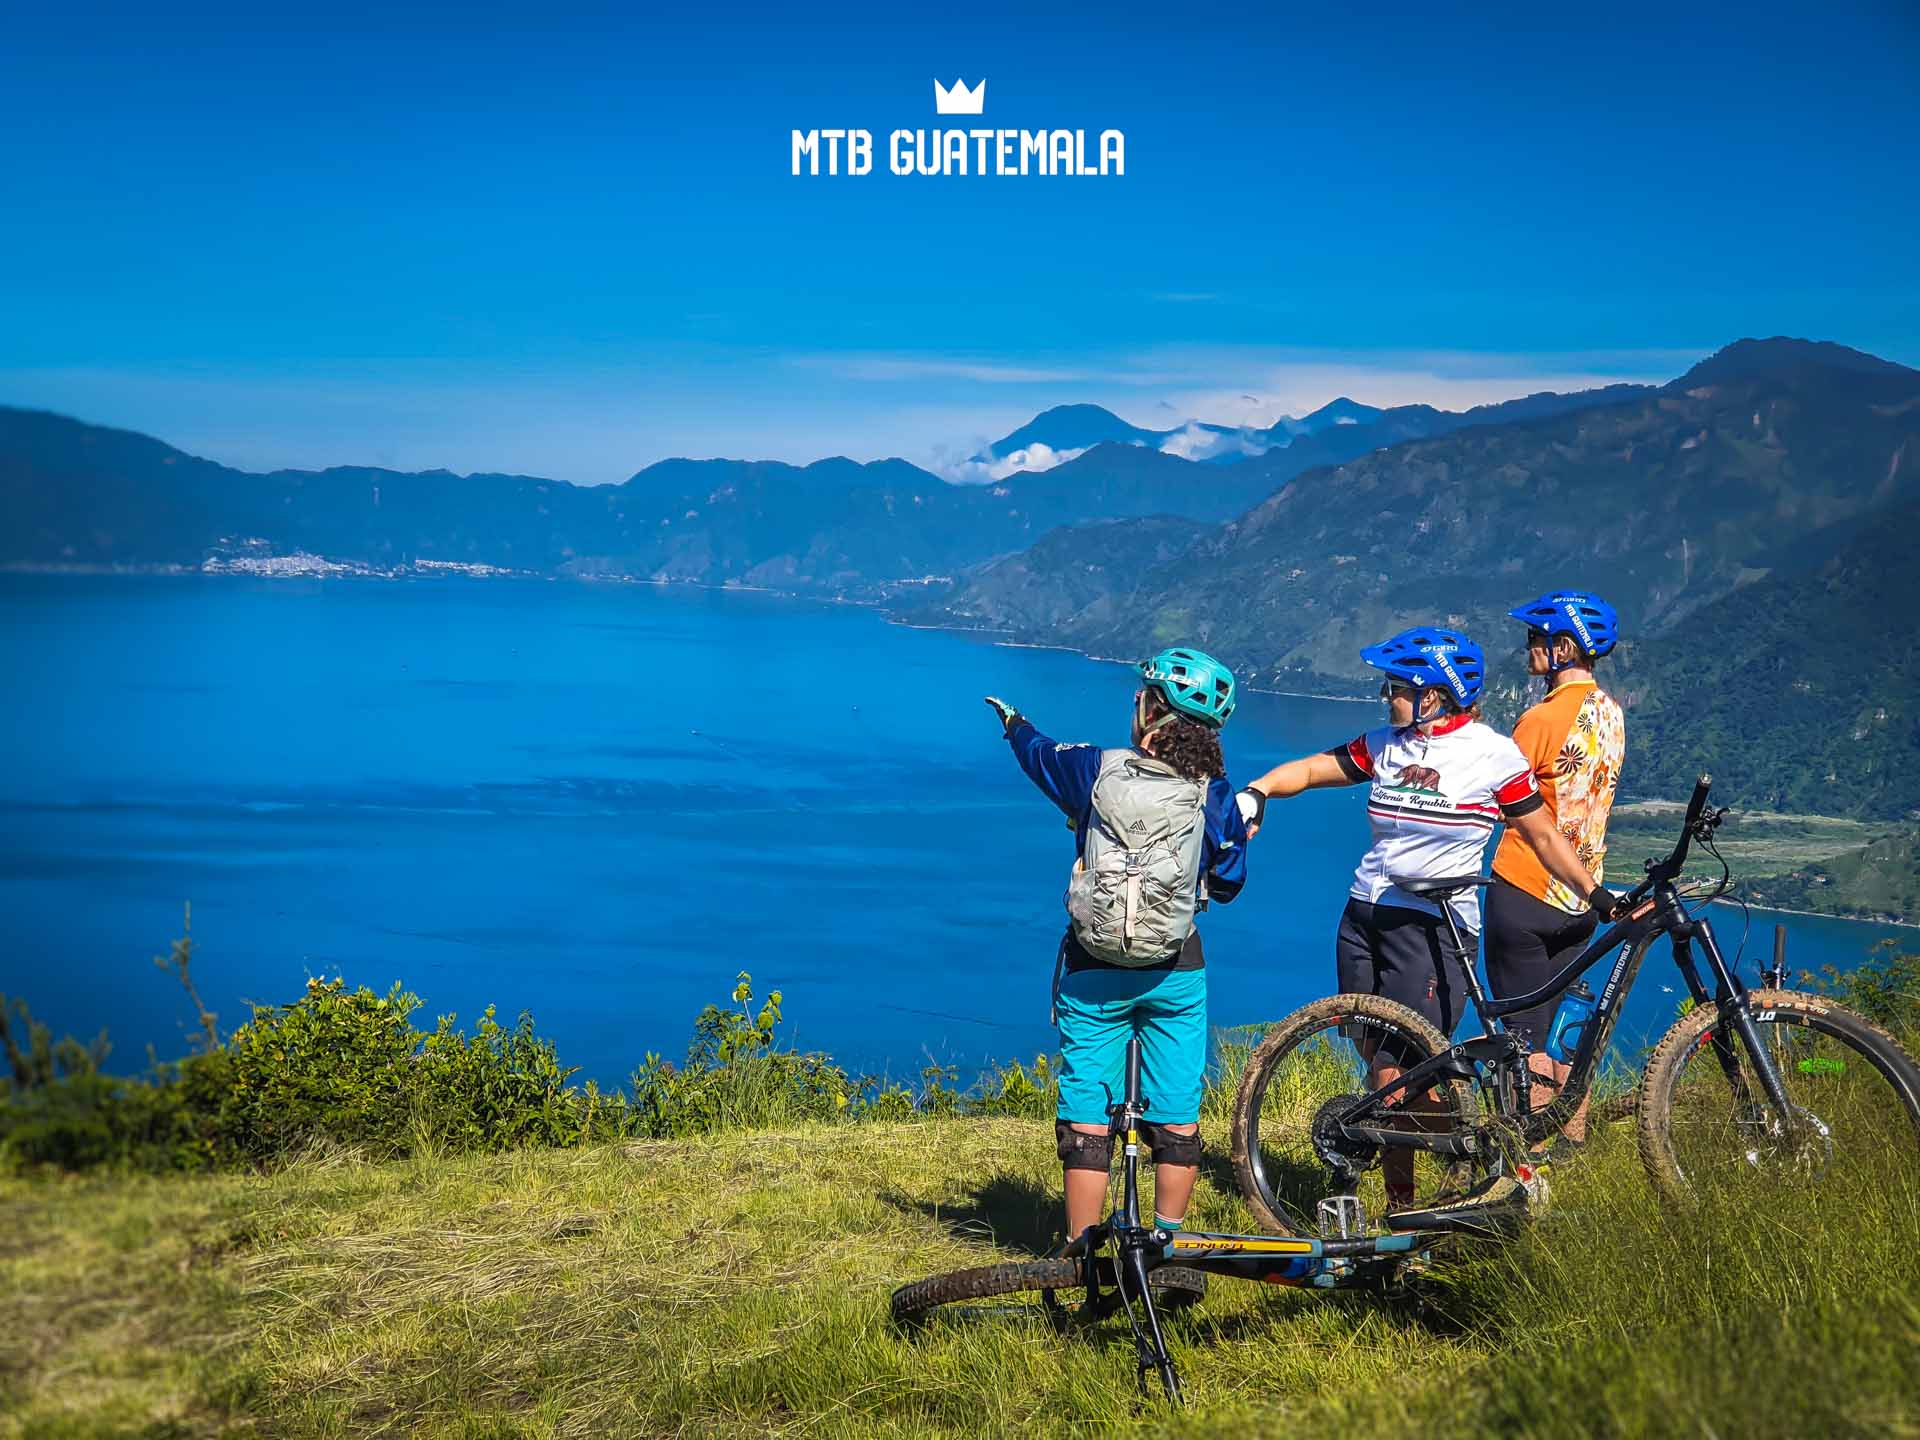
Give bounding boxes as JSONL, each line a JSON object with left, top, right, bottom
{"left": 1803, "top": 940, "right": 1920, "bottom": 1039}
{"left": 214, "top": 977, "right": 640, "bottom": 1163}
{"left": 0, "top": 1070, "right": 208, "bottom": 1170}
{"left": 0, "top": 992, "right": 109, "bottom": 1097}
{"left": 966, "top": 1055, "right": 1056, "bottom": 1118}
{"left": 215, "top": 978, "right": 424, "bottom": 1162}
{"left": 415, "top": 1004, "right": 630, "bottom": 1152}
{"left": 0, "top": 994, "right": 208, "bottom": 1171}
{"left": 629, "top": 973, "right": 852, "bottom": 1137}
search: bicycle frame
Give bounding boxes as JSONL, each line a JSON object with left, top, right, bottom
{"left": 1331, "top": 776, "right": 1800, "bottom": 1163}
{"left": 1065, "top": 1034, "right": 1438, "bottom": 1401}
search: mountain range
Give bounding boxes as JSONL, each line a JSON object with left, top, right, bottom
{"left": 0, "top": 413, "right": 1271, "bottom": 589}
{"left": 969, "top": 395, "right": 1387, "bottom": 471}
{"left": 927, "top": 338, "right": 1920, "bottom": 820}
{"left": 968, "top": 384, "right": 1656, "bottom": 474}
{"left": 5, "top": 336, "right": 1917, "bottom": 827}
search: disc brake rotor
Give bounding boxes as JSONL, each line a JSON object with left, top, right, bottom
{"left": 1734, "top": 1102, "right": 1834, "bottom": 1179}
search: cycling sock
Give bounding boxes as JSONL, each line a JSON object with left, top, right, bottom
{"left": 1154, "top": 1213, "right": 1185, "bottom": 1232}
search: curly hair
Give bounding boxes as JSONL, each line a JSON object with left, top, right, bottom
{"left": 1141, "top": 689, "right": 1225, "bottom": 782}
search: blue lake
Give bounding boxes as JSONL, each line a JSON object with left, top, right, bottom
{"left": 0, "top": 573, "right": 1905, "bottom": 1086}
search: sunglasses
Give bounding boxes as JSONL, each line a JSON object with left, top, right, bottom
{"left": 1379, "top": 681, "right": 1420, "bottom": 700}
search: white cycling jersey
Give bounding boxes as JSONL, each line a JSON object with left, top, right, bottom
{"left": 1331, "top": 713, "right": 1543, "bottom": 932}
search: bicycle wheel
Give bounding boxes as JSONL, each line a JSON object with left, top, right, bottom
{"left": 1230, "top": 994, "right": 1481, "bottom": 1236}
{"left": 1638, "top": 988, "right": 1920, "bottom": 1205}
{"left": 890, "top": 1259, "right": 1207, "bottom": 1326}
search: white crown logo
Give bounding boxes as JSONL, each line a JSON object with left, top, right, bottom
{"left": 934, "top": 78, "right": 985, "bottom": 115}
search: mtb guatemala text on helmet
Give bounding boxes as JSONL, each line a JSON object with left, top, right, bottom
{"left": 1139, "top": 646, "right": 1236, "bottom": 729}
{"left": 1508, "top": 590, "right": 1620, "bottom": 668}
{"left": 1359, "top": 627, "right": 1486, "bottom": 710}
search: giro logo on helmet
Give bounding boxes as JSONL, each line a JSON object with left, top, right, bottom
{"left": 1562, "top": 602, "right": 1596, "bottom": 651}
{"left": 1422, "top": 644, "right": 1466, "bottom": 698}
{"left": 1508, "top": 591, "right": 1619, "bottom": 666}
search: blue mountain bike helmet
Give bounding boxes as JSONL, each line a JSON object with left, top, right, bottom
{"left": 1140, "top": 646, "right": 1236, "bottom": 729}
{"left": 1359, "top": 627, "right": 1486, "bottom": 712}
{"left": 1509, "top": 590, "right": 1620, "bottom": 671}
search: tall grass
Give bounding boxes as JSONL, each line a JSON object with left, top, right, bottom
{"left": 4, "top": 945, "right": 1915, "bottom": 1435}
{"left": 4, "top": 1056, "right": 1914, "bottom": 1437}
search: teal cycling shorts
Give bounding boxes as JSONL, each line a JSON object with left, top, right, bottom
{"left": 1054, "top": 965, "right": 1207, "bottom": 1125}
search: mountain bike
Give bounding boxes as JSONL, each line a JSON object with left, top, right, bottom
{"left": 1230, "top": 774, "right": 1920, "bottom": 1236}
{"left": 891, "top": 1034, "right": 1444, "bottom": 1404}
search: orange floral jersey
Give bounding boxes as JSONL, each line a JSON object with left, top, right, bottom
{"left": 1491, "top": 680, "right": 1625, "bottom": 914}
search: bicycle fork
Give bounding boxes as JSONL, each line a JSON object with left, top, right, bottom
{"left": 1112, "top": 1036, "right": 1183, "bottom": 1404}
{"left": 1118, "top": 1235, "right": 1182, "bottom": 1402}
{"left": 1679, "top": 925, "right": 1800, "bottom": 1130}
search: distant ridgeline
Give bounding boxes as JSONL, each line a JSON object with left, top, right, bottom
{"left": 4, "top": 337, "right": 1918, "bottom": 828}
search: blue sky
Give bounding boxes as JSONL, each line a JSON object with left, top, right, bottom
{"left": 2, "top": 1, "right": 1915, "bottom": 482}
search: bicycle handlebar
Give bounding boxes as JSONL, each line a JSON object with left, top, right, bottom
{"left": 1618, "top": 773, "right": 1714, "bottom": 909}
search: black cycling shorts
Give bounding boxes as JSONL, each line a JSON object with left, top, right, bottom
{"left": 1335, "top": 897, "right": 1476, "bottom": 1047}
{"left": 1483, "top": 877, "right": 1596, "bottom": 1049}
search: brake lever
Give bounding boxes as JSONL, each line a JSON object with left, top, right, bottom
{"left": 1692, "top": 806, "right": 1729, "bottom": 841}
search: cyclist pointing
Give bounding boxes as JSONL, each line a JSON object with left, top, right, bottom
{"left": 1486, "top": 591, "right": 1626, "bottom": 1155}
{"left": 1246, "top": 626, "right": 1615, "bottom": 1209}
{"left": 986, "top": 647, "right": 1256, "bottom": 1242}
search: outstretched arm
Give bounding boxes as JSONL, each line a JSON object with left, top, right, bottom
{"left": 986, "top": 696, "right": 1100, "bottom": 821}
{"left": 1249, "top": 750, "right": 1361, "bottom": 800}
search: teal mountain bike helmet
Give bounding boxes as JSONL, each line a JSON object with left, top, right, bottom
{"left": 1140, "top": 646, "right": 1237, "bottom": 729}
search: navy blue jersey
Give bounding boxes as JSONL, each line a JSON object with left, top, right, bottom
{"left": 1005, "top": 720, "right": 1249, "bottom": 905}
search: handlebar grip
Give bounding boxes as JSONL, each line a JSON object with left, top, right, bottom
{"left": 1683, "top": 774, "right": 1713, "bottom": 831}
{"left": 1646, "top": 774, "right": 1715, "bottom": 892}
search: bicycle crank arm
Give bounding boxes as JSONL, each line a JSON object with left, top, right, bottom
{"left": 1339, "top": 1124, "right": 1481, "bottom": 1157}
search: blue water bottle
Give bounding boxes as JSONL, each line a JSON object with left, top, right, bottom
{"left": 1544, "top": 981, "right": 1596, "bottom": 1065}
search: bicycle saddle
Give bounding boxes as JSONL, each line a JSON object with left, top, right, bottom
{"left": 1390, "top": 873, "right": 1494, "bottom": 898}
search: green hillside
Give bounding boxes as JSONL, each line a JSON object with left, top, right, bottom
{"left": 1747, "top": 829, "right": 1920, "bottom": 923}
{"left": 1609, "top": 498, "right": 1920, "bottom": 820}
{"left": 932, "top": 339, "right": 1920, "bottom": 693}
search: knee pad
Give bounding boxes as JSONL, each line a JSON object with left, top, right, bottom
{"left": 1055, "top": 1121, "right": 1114, "bottom": 1172}
{"left": 1138, "top": 1121, "right": 1202, "bottom": 1167}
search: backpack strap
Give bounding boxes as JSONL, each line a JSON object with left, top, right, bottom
{"left": 1123, "top": 848, "right": 1143, "bottom": 944}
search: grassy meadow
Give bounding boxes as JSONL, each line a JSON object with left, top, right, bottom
{"left": 7, "top": 1084, "right": 1918, "bottom": 1438}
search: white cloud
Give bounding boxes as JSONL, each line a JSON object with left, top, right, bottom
{"left": 942, "top": 442, "right": 1090, "bottom": 484}
{"left": 1129, "top": 346, "right": 1696, "bottom": 433}
{"left": 1156, "top": 423, "right": 1272, "bottom": 462}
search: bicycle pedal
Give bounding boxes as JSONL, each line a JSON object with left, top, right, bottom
{"left": 1317, "top": 1193, "right": 1368, "bottom": 1239}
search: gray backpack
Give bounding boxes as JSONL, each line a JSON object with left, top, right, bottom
{"left": 1065, "top": 750, "right": 1208, "bottom": 966}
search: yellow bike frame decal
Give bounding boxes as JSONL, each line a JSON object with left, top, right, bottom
{"left": 1168, "top": 1236, "right": 1316, "bottom": 1255}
